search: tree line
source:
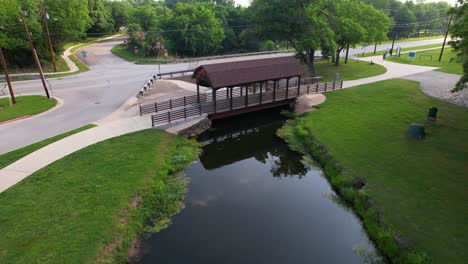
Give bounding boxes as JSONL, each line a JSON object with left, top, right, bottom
{"left": 0, "top": 0, "right": 459, "bottom": 74}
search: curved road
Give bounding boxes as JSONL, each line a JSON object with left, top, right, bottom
{"left": 0, "top": 37, "right": 445, "bottom": 154}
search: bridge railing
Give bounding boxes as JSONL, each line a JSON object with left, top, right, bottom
{"left": 151, "top": 81, "right": 343, "bottom": 127}
{"left": 142, "top": 81, "right": 343, "bottom": 116}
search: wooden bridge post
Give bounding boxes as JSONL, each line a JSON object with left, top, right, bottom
{"left": 260, "top": 82, "right": 263, "bottom": 104}
{"left": 273, "top": 80, "right": 277, "bottom": 102}
{"left": 168, "top": 112, "right": 171, "bottom": 123}
{"left": 325, "top": 82, "right": 328, "bottom": 92}
{"left": 240, "top": 85, "right": 243, "bottom": 96}
{"left": 230, "top": 87, "right": 233, "bottom": 110}
{"left": 297, "top": 76, "right": 301, "bottom": 97}
{"left": 316, "top": 83, "right": 319, "bottom": 93}
{"left": 226, "top": 87, "right": 229, "bottom": 99}
{"left": 245, "top": 84, "right": 249, "bottom": 107}
{"left": 197, "top": 84, "right": 200, "bottom": 103}
{"left": 333, "top": 82, "right": 336, "bottom": 90}
{"left": 213, "top": 89, "right": 217, "bottom": 113}
{"left": 155, "top": 102, "right": 158, "bottom": 113}
{"left": 286, "top": 78, "right": 290, "bottom": 99}
{"left": 184, "top": 96, "right": 186, "bottom": 107}
{"left": 341, "top": 81, "right": 344, "bottom": 89}
{"left": 170, "top": 99, "right": 173, "bottom": 109}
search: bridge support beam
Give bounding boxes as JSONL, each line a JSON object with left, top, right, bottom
{"left": 260, "top": 82, "right": 263, "bottom": 104}
{"left": 245, "top": 83, "right": 249, "bottom": 107}
{"left": 213, "top": 88, "right": 217, "bottom": 113}
{"left": 273, "top": 80, "right": 277, "bottom": 102}
{"left": 230, "top": 87, "right": 233, "bottom": 110}
{"left": 297, "top": 76, "right": 301, "bottom": 97}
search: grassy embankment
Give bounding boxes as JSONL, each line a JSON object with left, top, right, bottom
{"left": 278, "top": 79, "right": 468, "bottom": 263}
{"left": 360, "top": 43, "right": 443, "bottom": 57}
{"left": 311, "top": 59, "right": 387, "bottom": 82}
{"left": 387, "top": 47, "right": 463, "bottom": 75}
{"left": 0, "top": 124, "right": 96, "bottom": 169}
{"left": 0, "top": 129, "right": 200, "bottom": 263}
{"left": 0, "top": 96, "right": 57, "bottom": 123}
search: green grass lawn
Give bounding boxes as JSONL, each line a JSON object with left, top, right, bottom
{"left": 387, "top": 48, "right": 463, "bottom": 75}
{"left": 0, "top": 129, "right": 199, "bottom": 263}
{"left": 279, "top": 79, "right": 468, "bottom": 263}
{"left": 0, "top": 96, "right": 57, "bottom": 122}
{"left": 111, "top": 44, "right": 147, "bottom": 62}
{"left": 309, "top": 59, "right": 387, "bottom": 82}
{"left": 0, "top": 124, "right": 96, "bottom": 169}
{"left": 360, "top": 44, "right": 443, "bottom": 57}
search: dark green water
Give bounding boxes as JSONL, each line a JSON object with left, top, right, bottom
{"left": 140, "top": 108, "right": 376, "bottom": 263}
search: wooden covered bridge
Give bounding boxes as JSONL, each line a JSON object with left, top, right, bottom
{"left": 139, "top": 57, "right": 343, "bottom": 126}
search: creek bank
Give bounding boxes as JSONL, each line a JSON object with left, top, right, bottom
{"left": 277, "top": 120, "right": 429, "bottom": 263}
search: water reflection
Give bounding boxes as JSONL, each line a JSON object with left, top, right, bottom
{"left": 140, "top": 107, "right": 375, "bottom": 264}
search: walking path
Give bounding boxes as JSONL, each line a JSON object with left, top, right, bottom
{"left": 343, "top": 55, "right": 437, "bottom": 88}
{"left": 0, "top": 34, "right": 121, "bottom": 79}
{"left": 0, "top": 45, "right": 463, "bottom": 193}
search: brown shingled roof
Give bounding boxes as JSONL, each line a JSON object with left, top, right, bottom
{"left": 192, "top": 56, "right": 303, "bottom": 89}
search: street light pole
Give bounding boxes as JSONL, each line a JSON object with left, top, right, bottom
{"left": 19, "top": 8, "right": 51, "bottom": 99}
{"left": 39, "top": 0, "right": 57, "bottom": 72}
{"left": 0, "top": 47, "right": 16, "bottom": 104}
{"left": 439, "top": 13, "right": 454, "bottom": 62}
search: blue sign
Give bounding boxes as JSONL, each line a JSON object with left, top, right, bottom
{"left": 409, "top": 52, "right": 416, "bottom": 59}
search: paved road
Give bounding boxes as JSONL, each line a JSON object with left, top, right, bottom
{"left": 0, "top": 37, "right": 445, "bottom": 154}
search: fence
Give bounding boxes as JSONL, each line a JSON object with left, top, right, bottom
{"left": 150, "top": 81, "right": 343, "bottom": 127}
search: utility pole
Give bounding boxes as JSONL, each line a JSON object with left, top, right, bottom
{"left": 19, "top": 8, "right": 50, "bottom": 99}
{"left": 39, "top": 0, "right": 56, "bottom": 72}
{"left": 439, "top": 13, "right": 454, "bottom": 62}
{"left": 0, "top": 47, "right": 16, "bottom": 104}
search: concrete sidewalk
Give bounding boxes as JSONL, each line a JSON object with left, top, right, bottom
{"left": 0, "top": 115, "right": 151, "bottom": 193}
{"left": 343, "top": 55, "right": 438, "bottom": 88}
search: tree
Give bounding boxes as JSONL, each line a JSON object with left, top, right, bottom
{"left": 251, "top": 0, "right": 334, "bottom": 76}
{"left": 106, "top": 0, "right": 132, "bottom": 32}
{"left": 45, "top": 0, "right": 91, "bottom": 52}
{"left": 450, "top": 0, "right": 467, "bottom": 92}
{"left": 329, "top": 0, "right": 388, "bottom": 65}
{"left": 87, "top": 0, "right": 114, "bottom": 34}
{"left": 160, "top": 3, "right": 225, "bottom": 56}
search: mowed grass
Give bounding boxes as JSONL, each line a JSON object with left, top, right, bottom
{"left": 111, "top": 44, "right": 145, "bottom": 62}
{"left": 310, "top": 59, "right": 387, "bottom": 82}
{"left": 387, "top": 47, "right": 463, "bottom": 75}
{"left": 0, "top": 124, "right": 96, "bottom": 169}
{"left": 0, "top": 96, "right": 57, "bottom": 122}
{"left": 0, "top": 129, "right": 199, "bottom": 263}
{"left": 292, "top": 79, "right": 468, "bottom": 263}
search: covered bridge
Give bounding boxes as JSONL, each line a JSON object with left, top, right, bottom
{"left": 191, "top": 56, "right": 304, "bottom": 109}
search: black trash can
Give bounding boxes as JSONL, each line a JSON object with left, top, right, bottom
{"left": 427, "top": 107, "right": 438, "bottom": 121}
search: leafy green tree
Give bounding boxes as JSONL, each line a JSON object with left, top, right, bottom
{"left": 106, "top": 0, "right": 132, "bottom": 32}
{"left": 450, "top": 0, "right": 467, "bottom": 92}
{"left": 329, "top": 0, "right": 389, "bottom": 65}
{"left": 87, "top": 0, "right": 114, "bottom": 34}
{"left": 160, "top": 3, "right": 225, "bottom": 56}
{"left": 45, "top": 0, "right": 91, "bottom": 52}
{"left": 251, "top": 0, "right": 334, "bottom": 76}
